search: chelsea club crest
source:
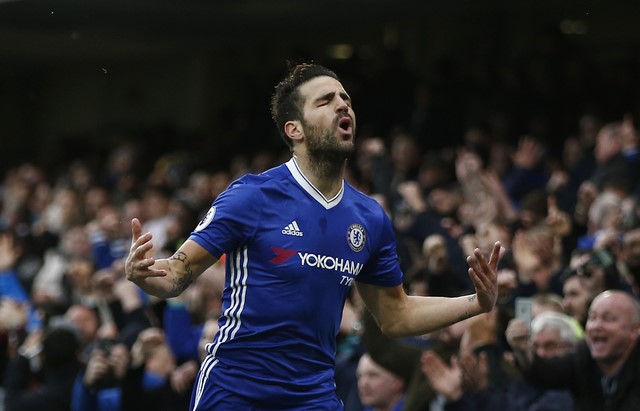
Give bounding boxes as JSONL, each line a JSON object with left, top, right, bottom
{"left": 347, "top": 224, "right": 366, "bottom": 252}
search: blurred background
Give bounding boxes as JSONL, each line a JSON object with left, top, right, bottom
{"left": 1, "top": 0, "right": 639, "bottom": 175}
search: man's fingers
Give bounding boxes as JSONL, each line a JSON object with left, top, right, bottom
{"left": 137, "top": 257, "right": 155, "bottom": 269}
{"left": 488, "top": 241, "right": 503, "bottom": 270}
{"left": 133, "top": 257, "right": 166, "bottom": 277}
{"left": 131, "top": 217, "right": 142, "bottom": 241}
{"left": 468, "top": 243, "right": 502, "bottom": 284}
{"left": 143, "top": 268, "right": 167, "bottom": 278}
{"left": 133, "top": 240, "right": 153, "bottom": 259}
{"left": 468, "top": 248, "right": 494, "bottom": 286}
{"left": 128, "top": 266, "right": 167, "bottom": 280}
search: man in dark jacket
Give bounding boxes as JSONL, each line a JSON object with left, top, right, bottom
{"left": 4, "top": 326, "right": 81, "bottom": 411}
{"left": 507, "top": 289, "right": 640, "bottom": 411}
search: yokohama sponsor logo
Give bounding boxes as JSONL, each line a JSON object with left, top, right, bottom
{"left": 298, "top": 252, "right": 363, "bottom": 276}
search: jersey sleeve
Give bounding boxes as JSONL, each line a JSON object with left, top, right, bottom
{"left": 357, "top": 206, "right": 404, "bottom": 287}
{"left": 188, "top": 181, "right": 262, "bottom": 258}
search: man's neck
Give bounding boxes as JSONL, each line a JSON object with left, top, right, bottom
{"left": 371, "top": 394, "right": 404, "bottom": 411}
{"left": 598, "top": 351, "right": 631, "bottom": 378}
{"left": 292, "top": 153, "right": 346, "bottom": 199}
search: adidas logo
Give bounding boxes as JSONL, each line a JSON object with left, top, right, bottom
{"left": 282, "top": 221, "right": 304, "bottom": 237}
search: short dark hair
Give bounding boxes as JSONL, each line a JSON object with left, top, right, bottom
{"left": 270, "top": 62, "right": 339, "bottom": 150}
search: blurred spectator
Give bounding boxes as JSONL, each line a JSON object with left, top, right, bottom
{"left": 89, "top": 265, "right": 153, "bottom": 349}
{"left": 506, "top": 290, "right": 640, "bottom": 410}
{"left": 209, "top": 171, "right": 232, "bottom": 203}
{"left": 590, "top": 122, "right": 636, "bottom": 191}
{"left": 63, "top": 257, "right": 96, "bottom": 306}
{"left": 33, "top": 187, "right": 83, "bottom": 238}
{"left": 416, "top": 150, "right": 456, "bottom": 197}
{"left": 335, "top": 289, "right": 366, "bottom": 411}
{"left": 31, "top": 225, "right": 92, "bottom": 316}
{"left": 0, "top": 232, "right": 34, "bottom": 315}
{"left": 501, "top": 136, "right": 550, "bottom": 208}
{"left": 161, "top": 197, "right": 199, "bottom": 255}
{"left": 561, "top": 271, "right": 594, "bottom": 329}
{"left": 530, "top": 293, "right": 565, "bottom": 318}
{"left": 4, "top": 325, "right": 81, "bottom": 411}
{"left": 180, "top": 171, "right": 213, "bottom": 214}
{"left": 424, "top": 311, "right": 579, "bottom": 410}
{"left": 382, "top": 132, "right": 421, "bottom": 211}
{"left": 512, "top": 225, "right": 565, "bottom": 297}
{"left": 63, "top": 304, "right": 100, "bottom": 362}
{"left": 83, "top": 186, "right": 111, "bottom": 223}
{"left": 0, "top": 231, "right": 41, "bottom": 385}
{"left": 71, "top": 340, "right": 129, "bottom": 411}
{"left": 413, "top": 234, "right": 472, "bottom": 297}
{"left": 356, "top": 353, "right": 406, "bottom": 411}
{"left": 140, "top": 184, "right": 173, "bottom": 254}
{"left": 101, "top": 143, "right": 142, "bottom": 204}
{"left": 163, "top": 263, "right": 223, "bottom": 364}
{"left": 120, "top": 327, "right": 192, "bottom": 411}
{"left": 455, "top": 148, "right": 498, "bottom": 229}
{"left": 620, "top": 228, "right": 640, "bottom": 296}
{"left": 86, "top": 205, "right": 129, "bottom": 270}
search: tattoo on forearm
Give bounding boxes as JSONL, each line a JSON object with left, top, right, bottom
{"left": 455, "top": 295, "right": 478, "bottom": 322}
{"left": 169, "top": 251, "right": 194, "bottom": 293}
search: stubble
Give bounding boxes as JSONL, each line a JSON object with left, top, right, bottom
{"left": 303, "top": 118, "right": 355, "bottom": 179}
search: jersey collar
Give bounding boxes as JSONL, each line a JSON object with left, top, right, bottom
{"left": 286, "top": 157, "right": 344, "bottom": 210}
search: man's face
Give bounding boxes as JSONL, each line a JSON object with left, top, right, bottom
{"left": 423, "top": 234, "right": 448, "bottom": 273}
{"left": 562, "top": 276, "right": 592, "bottom": 324}
{"left": 531, "top": 328, "right": 573, "bottom": 358}
{"left": 65, "top": 306, "right": 99, "bottom": 343}
{"left": 298, "top": 76, "right": 356, "bottom": 162}
{"left": 594, "top": 126, "right": 620, "bottom": 165}
{"left": 357, "top": 354, "right": 403, "bottom": 409}
{"left": 585, "top": 293, "right": 640, "bottom": 366}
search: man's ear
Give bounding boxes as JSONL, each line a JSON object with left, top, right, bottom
{"left": 284, "top": 120, "right": 303, "bottom": 142}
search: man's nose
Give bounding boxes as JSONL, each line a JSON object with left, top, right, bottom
{"left": 335, "top": 97, "right": 349, "bottom": 112}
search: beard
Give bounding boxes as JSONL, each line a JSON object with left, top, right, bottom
{"left": 302, "top": 118, "right": 355, "bottom": 178}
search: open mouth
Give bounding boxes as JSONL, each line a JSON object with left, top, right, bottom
{"left": 589, "top": 335, "right": 608, "bottom": 350}
{"left": 338, "top": 116, "right": 353, "bottom": 134}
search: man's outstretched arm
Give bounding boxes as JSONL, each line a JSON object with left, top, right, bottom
{"left": 357, "top": 242, "right": 502, "bottom": 338}
{"left": 125, "top": 218, "right": 217, "bottom": 298}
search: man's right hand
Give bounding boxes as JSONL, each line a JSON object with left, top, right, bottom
{"left": 125, "top": 218, "right": 167, "bottom": 284}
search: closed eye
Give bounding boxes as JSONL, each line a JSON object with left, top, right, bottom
{"left": 314, "top": 91, "right": 352, "bottom": 107}
{"left": 315, "top": 92, "right": 334, "bottom": 107}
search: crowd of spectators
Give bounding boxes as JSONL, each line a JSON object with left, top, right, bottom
{"left": 1, "top": 40, "right": 640, "bottom": 410}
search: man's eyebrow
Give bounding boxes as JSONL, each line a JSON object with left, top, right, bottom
{"left": 314, "top": 90, "right": 351, "bottom": 103}
{"left": 314, "top": 91, "right": 336, "bottom": 103}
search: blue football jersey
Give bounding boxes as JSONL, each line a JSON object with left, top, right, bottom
{"left": 188, "top": 157, "right": 403, "bottom": 408}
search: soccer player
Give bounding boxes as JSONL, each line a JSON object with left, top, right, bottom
{"left": 125, "top": 62, "right": 502, "bottom": 410}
